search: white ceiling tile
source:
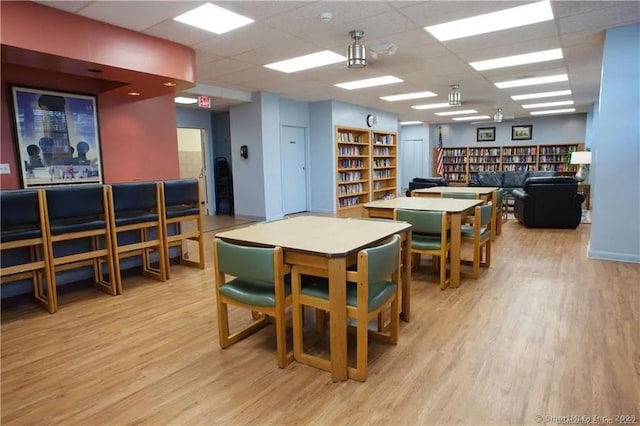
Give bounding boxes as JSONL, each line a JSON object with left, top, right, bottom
{"left": 558, "top": 2, "right": 640, "bottom": 35}
{"left": 197, "top": 58, "right": 256, "bottom": 80}
{"left": 192, "top": 23, "right": 294, "bottom": 58}
{"left": 35, "top": 1, "right": 93, "bottom": 13}
{"left": 143, "top": 20, "right": 215, "bottom": 47}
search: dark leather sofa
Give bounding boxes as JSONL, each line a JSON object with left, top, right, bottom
{"left": 512, "top": 176, "right": 584, "bottom": 229}
{"left": 406, "top": 177, "right": 448, "bottom": 196}
{"left": 469, "top": 170, "right": 556, "bottom": 193}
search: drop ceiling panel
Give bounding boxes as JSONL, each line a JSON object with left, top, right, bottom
{"left": 558, "top": 2, "right": 640, "bottom": 34}
{"left": 192, "top": 24, "right": 295, "bottom": 59}
{"left": 143, "top": 20, "right": 215, "bottom": 48}
{"left": 197, "top": 58, "right": 256, "bottom": 80}
{"left": 35, "top": 1, "right": 93, "bottom": 13}
{"left": 77, "top": 1, "right": 197, "bottom": 32}
{"left": 457, "top": 36, "right": 562, "bottom": 63}
{"left": 398, "top": 1, "right": 524, "bottom": 28}
{"left": 215, "top": 1, "right": 311, "bottom": 21}
{"left": 443, "top": 22, "right": 559, "bottom": 54}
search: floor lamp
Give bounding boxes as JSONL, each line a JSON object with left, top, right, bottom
{"left": 570, "top": 151, "right": 592, "bottom": 183}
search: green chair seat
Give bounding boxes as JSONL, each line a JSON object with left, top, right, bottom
{"left": 220, "top": 276, "right": 292, "bottom": 307}
{"left": 411, "top": 233, "right": 448, "bottom": 250}
{"left": 461, "top": 225, "right": 490, "bottom": 239}
{"left": 301, "top": 279, "right": 397, "bottom": 312}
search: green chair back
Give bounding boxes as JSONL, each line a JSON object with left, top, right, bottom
{"left": 479, "top": 203, "right": 493, "bottom": 227}
{"left": 215, "top": 239, "right": 275, "bottom": 288}
{"left": 364, "top": 234, "right": 400, "bottom": 284}
{"left": 442, "top": 192, "right": 477, "bottom": 199}
{"left": 395, "top": 209, "right": 445, "bottom": 235}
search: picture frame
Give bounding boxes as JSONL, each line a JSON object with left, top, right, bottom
{"left": 9, "top": 85, "right": 103, "bottom": 188}
{"left": 476, "top": 127, "right": 496, "bottom": 142}
{"left": 512, "top": 125, "right": 533, "bottom": 140}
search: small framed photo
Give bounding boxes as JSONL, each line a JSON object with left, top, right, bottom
{"left": 476, "top": 127, "right": 496, "bottom": 142}
{"left": 512, "top": 125, "right": 533, "bottom": 140}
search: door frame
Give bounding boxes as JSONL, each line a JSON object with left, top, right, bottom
{"left": 176, "top": 127, "right": 212, "bottom": 216}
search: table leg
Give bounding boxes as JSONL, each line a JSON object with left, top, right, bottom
{"left": 490, "top": 191, "right": 497, "bottom": 240}
{"left": 328, "top": 257, "right": 348, "bottom": 382}
{"left": 400, "top": 229, "right": 411, "bottom": 322}
{"left": 450, "top": 212, "right": 462, "bottom": 288}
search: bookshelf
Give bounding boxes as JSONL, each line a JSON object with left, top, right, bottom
{"left": 433, "top": 143, "right": 584, "bottom": 183}
{"left": 371, "top": 131, "right": 397, "bottom": 201}
{"left": 441, "top": 147, "right": 468, "bottom": 184}
{"left": 336, "top": 126, "right": 371, "bottom": 211}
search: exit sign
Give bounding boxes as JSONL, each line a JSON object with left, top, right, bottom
{"left": 198, "top": 96, "right": 211, "bottom": 108}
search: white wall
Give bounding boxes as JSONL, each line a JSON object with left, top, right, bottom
{"left": 589, "top": 23, "right": 640, "bottom": 263}
{"left": 229, "top": 94, "right": 265, "bottom": 219}
{"left": 261, "top": 93, "right": 283, "bottom": 220}
{"left": 309, "top": 101, "right": 334, "bottom": 213}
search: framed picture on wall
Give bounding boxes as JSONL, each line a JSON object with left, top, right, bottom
{"left": 9, "top": 85, "right": 103, "bottom": 188}
{"left": 512, "top": 125, "right": 533, "bottom": 140}
{"left": 476, "top": 127, "right": 496, "bottom": 142}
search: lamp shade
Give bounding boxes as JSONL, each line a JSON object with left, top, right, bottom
{"left": 570, "top": 151, "right": 592, "bottom": 165}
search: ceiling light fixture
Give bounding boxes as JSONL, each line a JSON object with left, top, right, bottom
{"left": 435, "top": 109, "right": 478, "bottom": 116}
{"left": 451, "top": 115, "right": 491, "bottom": 121}
{"left": 335, "top": 75, "right": 403, "bottom": 90}
{"left": 448, "top": 84, "right": 461, "bottom": 106}
{"left": 495, "top": 73, "right": 569, "bottom": 89}
{"left": 380, "top": 91, "right": 437, "bottom": 102}
{"left": 510, "top": 89, "right": 572, "bottom": 100}
{"left": 127, "top": 92, "right": 140, "bottom": 96}
{"left": 469, "top": 48, "right": 563, "bottom": 71}
{"left": 264, "top": 50, "right": 346, "bottom": 73}
{"left": 424, "top": 0, "right": 554, "bottom": 41}
{"left": 529, "top": 108, "right": 576, "bottom": 115}
{"left": 411, "top": 102, "right": 454, "bottom": 110}
{"left": 174, "top": 96, "right": 198, "bottom": 104}
{"left": 522, "top": 100, "right": 574, "bottom": 109}
{"left": 494, "top": 108, "right": 504, "bottom": 122}
{"left": 163, "top": 82, "right": 177, "bottom": 87}
{"left": 347, "top": 30, "right": 367, "bottom": 68}
{"left": 400, "top": 121, "right": 423, "bottom": 126}
{"left": 174, "top": 3, "right": 254, "bottom": 35}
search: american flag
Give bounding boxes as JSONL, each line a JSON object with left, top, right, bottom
{"left": 436, "top": 126, "right": 444, "bottom": 176}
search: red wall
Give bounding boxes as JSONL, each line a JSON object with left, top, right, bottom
{"left": 0, "top": 64, "right": 180, "bottom": 189}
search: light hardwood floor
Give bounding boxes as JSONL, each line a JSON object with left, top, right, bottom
{"left": 2, "top": 220, "right": 639, "bottom": 425}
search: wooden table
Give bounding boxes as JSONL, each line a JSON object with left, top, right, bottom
{"left": 412, "top": 186, "right": 499, "bottom": 236}
{"left": 215, "top": 216, "right": 412, "bottom": 382}
{"left": 363, "top": 197, "right": 483, "bottom": 289}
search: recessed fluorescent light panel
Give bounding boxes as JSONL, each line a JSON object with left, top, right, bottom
{"left": 530, "top": 108, "right": 576, "bottom": 115}
{"left": 522, "top": 100, "right": 574, "bottom": 109}
{"left": 495, "top": 73, "right": 568, "bottom": 89}
{"left": 411, "top": 103, "right": 454, "bottom": 110}
{"left": 451, "top": 115, "right": 491, "bottom": 121}
{"left": 469, "top": 48, "right": 563, "bottom": 71}
{"left": 174, "top": 3, "right": 254, "bottom": 35}
{"left": 424, "top": 0, "right": 553, "bottom": 41}
{"left": 335, "top": 75, "right": 403, "bottom": 90}
{"left": 511, "top": 90, "right": 572, "bottom": 100}
{"left": 175, "top": 97, "right": 198, "bottom": 104}
{"left": 400, "top": 121, "right": 423, "bottom": 126}
{"left": 380, "top": 91, "right": 437, "bottom": 102}
{"left": 264, "top": 51, "right": 346, "bottom": 73}
{"left": 435, "top": 109, "right": 478, "bottom": 116}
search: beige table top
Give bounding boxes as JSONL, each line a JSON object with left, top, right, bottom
{"left": 412, "top": 186, "right": 499, "bottom": 195}
{"left": 364, "top": 197, "right": 483, "bottom": 213}
{"left": 215, "top": 216, "right": 411, "bottom": 257}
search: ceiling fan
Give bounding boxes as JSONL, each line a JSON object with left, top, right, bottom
{"left": 471, "top": 108, "right": 516, "bottom": 125}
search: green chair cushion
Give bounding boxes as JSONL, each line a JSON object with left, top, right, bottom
{"left": 461, "top": 225, "right": 491, "bottom": 239}
{"left": 301, "top": 279, "right": 397, "bottom": 312}
{"left": 220, "top": 276, "right": 291, "bottom": 307}
{"left": 412, "top": 233, "right": 446, "bottom": 250}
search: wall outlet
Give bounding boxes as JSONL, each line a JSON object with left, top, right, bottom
{"left": 0, "top": 163, "right": 10, "bottom": 174}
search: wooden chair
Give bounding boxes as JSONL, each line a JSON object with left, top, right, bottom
{"left": 461, "top": 203, "right": 493, "bottom": 279}
{"left": 160, "top": 179, "right": 204, "bottom": 279}
{"left": 0, "top": 189, "right": 56, "bottom": 313}
{"left": 495, "top": 189, "right": 505, "bottom": 236}
{"left": 291, "top": 234, "right": 401, "bottom": 381}
{"left": 43, "top": 185, "right": 117, "bottom": 301}
{"left": 394, "top": 209, "right": 450, "bottom": 290}
{"left": 213, "top": 238, "right": 293, "bottom": 369}
{"left": 442, "top": 192, "right": 479, "bottom": 223}
{"left": 107, "top": 182, "right": 167, "bottom": 294}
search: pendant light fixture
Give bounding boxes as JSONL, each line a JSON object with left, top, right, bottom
{"left": 494, "top": 108, "right": 504, "bottom": 122}
{"left": 347, "top": 30, "right": 367, "bottom": 68}
{"left": 448, "top": 84, "right": 461, "bottom": 106}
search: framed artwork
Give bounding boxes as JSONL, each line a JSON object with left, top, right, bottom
{"left": 476, "top": 127, "right": 496, "bottom": 142}
{"left": 9, "top": 85, "right": 103, "bottom": 187}
{"left": 512, "top": 125, "right": 533, "bottom": 140}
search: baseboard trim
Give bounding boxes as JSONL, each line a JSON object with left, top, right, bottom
{"left": 587, "top": 242, "right": 640, "bottom": 264}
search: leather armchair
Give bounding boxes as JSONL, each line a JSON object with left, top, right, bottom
{"left": 406, "top": 177, "right": 448, "bottom": 196}
{"left": 512, "top": 177, "right": 584, "bottom": 229}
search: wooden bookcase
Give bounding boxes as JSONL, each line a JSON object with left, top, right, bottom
{"left": 336, "top": 126, "right": 371, "bottom": 212}
{"left": 433, "top": 143, "right": 584, "bottom": 183}
{"left": 441, "top": 147, "right": 468, "bottom": 184}
{"left": 371, "top": 131, "right": 397, "bottom": 201}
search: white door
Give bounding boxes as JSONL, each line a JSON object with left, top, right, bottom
{"left": 280, "top": 125, "right": 307, "bottom": 214}
{"left": 401, "top": 138, "right": 425, "bottom": 191}
{"left": 177, "top": 128, "right": 210, "bottom": 215}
